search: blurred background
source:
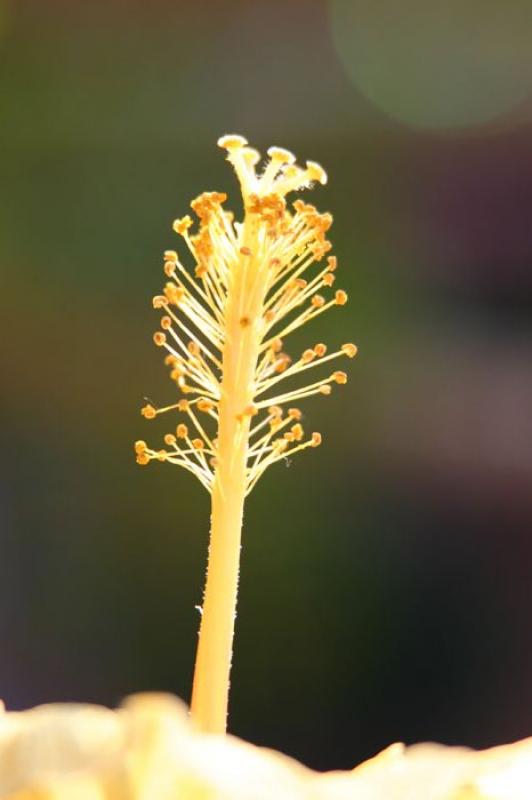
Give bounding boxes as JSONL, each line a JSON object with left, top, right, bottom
{"left": 1, "top": 0, "right": 532, "bottom": 771}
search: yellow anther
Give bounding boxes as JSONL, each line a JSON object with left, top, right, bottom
{"left": 302, "top": 349, "right": 316, "bottom": 364}
{"left": 164, "top": 433, "right": 176, "bottom": 446}
{"left": 267, "top": 146, "right": 296, "bottom": 164}
{"left": 314, "top": 343, "right": 327, "bottom": 357}
{"left": 311, "top": 432, "right": 322, "bottom": 447}
{"left": 188, "top": 341, "right": 200, "bottom": 356}
{"left": 322, "top": 273, "right": 335, "bottom": 287}
{"left": 161, "top": 316, "right": 172, "bottom": 330}
{"left": 164, "top": 283, "right": 185, "bottom": 305}
{"left": 163, "top": 250, "right": 178, "bottom": 263}
{"left": 164, "top": 261, "right": 176, "bottom": 277}
{"left": 319, "top": 385, "right": 332, "bottom": 395}
{"left": 136, "top": 452, "right": 150, "bottom": 465}
{"left": 284, "top": 431, "right": 295, "bottom": 442}
{"left": 172, "top": 216, "right": 193, "bottom": 235}
{"left": 217, "top": 134, "right": 248, "bottom": 150}
{"left": 240, "top": 246, "right": 252, "bottom": 256}
{"left": 327, "top": 255, "right": 337, "bottom": 271}
{"left": 157, "top": 450, "right": 167, "bottom": 461}
{"left": 177, "top": 400, "right": 189, "bottom": 412}
{"left": 264, "top": 310, "right": 275, "bottom": 323}
{"left": 291, "top": 424, "right": 304, "bottom": 441}
{"left": 176, "top": 424, "right": 188, "bottom": 438}
{"left": 243, "top": 404, "right": 258, "bottom": 417}
{"left": 288, "top": 408, "right": 302, "bottom": 420}
{"left": 306, "top": 161, "right": 327, "bottom": 185}
{"left": 141, "top": 405, "right": 156, "bottom": 419}
{"left": 333, "top": 371, "right": 347, "bottom": 385}
{"left": 268, "top": 405, "right": 283, "bottom": 418}
{"left": 342, "top": 343, "right": 358, "bottom": 358}
{"left": 192, "top": 438, "right": 205, "bottom": 450}
{"left": 134, "top": 440, "right": 147, "bottom": 454}
{"left": 294, "top": 278, "right": 307, "bottom": 289}
{"left": 170, "top": 368, "right": 184, "bottom": 381}
{"left": 311, "top": 295, "right": 325, "bottom": 308}
{"left": 152, "top": 295, "right": 166, "bottom": 309}
{"left": 335, "top": 290, "right": 348, "bottom": 305}
{"left": 164, "top": 354, "right": 178, "bottom": 366}
{"left": 153, "top": 331, "right": 166, "bottom": 346}
{"left": 271, "top": 338, "right": 283, "bottom": 353}
{"left": 197, "top": 399, "right": 214, "bottom": 413}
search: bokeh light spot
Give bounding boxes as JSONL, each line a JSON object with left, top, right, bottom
{"left": 329, "top": 0, "right": 532, "bottom": 129}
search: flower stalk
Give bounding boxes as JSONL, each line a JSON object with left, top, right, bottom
{"left": 136, "top": 135, "right": 357, "bottom": 733}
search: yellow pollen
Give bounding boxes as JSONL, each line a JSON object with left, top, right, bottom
{"left": 240, "top": 246, "right": 252, "bottom": 256}
{"left": 157, "top": 450, "right": 167, "bottom": 461}
{"left": 152, "top": 295, "right": 166, "bottom": 309}
{"left": 153, "top": 332, "right": 166, "bottom": 346}
{"left": 335, "top": 290, "right": 348, "bottom": 305}
{"left": 333, "top": 371, "right": 348, "bottom": 385}
{"left": 173, "top": 216, "right": 193, "bottom": 235}
{"left": 141, "top": 405, "right": 156, "bottom": 419}
{"left": 134, "top": 440, "right": 147, "bottom": 453}
{"left": 267, "top": 146, "right": 296, "bottom": 164}
{"left": 342, "top": 343, "right": 358, "bottom": 358}
{"left": 322, "top": 273, "right": 335, "bottom": 287}
{"left": 306, "top": 160, "right": 328, "bottom": 185}
{"left": 177, "top": 400, "right": 190, "bottom": 411}
{"left": 163, "top": 250, "right": 178, "bottom": 263}
{"left": 176, "top": 424, "right": 188, "bottom": 438}
{"left": 311, "top": 432, "right": 322, "bottom": 447}
{"left": 291, "top": 424, "right": 304, "bottom": 441}
{"left": 314, "top": 343, "right": 327, "bottom": 357}
{"left": 319, "top": 385, "right": 332, "bottom": 395}
{"left": 161, "top": 316, "right": 172, "bottom": 330}
{"left": 268, "top": 405, "right": 283, "bottom": 418}
{"left": 192, "top": 438, "right": 205, "bottom": 450}
{"left": 164, "top": 433, "right": 177, "bottom": 446}
{"left": 327, "top": 256, "right": 337, "bottom": 271}
{"left": 136, "top": 452, "right": 149, "bottom": 465}
{"left": 302, "top": 349, "right": 316, "bottom": 363}
{"left": 311, "top": 295, "right": 325, "bottom": 308}
{"left": 288, "top": 408, "right": 302, "bottom": 420}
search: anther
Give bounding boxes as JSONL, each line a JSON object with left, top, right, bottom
{"left": 311, "top": 295, "right": 325, "bottom": 308}
{"left": 164, "top": 250, "right": 178, "bottom": 263}
{"left": 291, "top": 424, "right": 304, "bottom": 441}
{"left": 271, "top": 338, "right": 283, "bottom": 353}
{"left": 188, "top": 342, "right": 200, "bottom": 356}
{"left": 332, "top": 371, "right": 347, "bottom": 385}
{"left": 157, "top": 450, "right": 167, "bottom": 461}
{"left": 176, "top": 424, "right": 188, "bottom": 438}
{"left": 141, "top": 405, "right": 156, "bottom": 419}
{"left": 192, "top": 439, "right": 205, "bottom": 450}
{"left": 136, "top": 452, "right": 150, "bottom": 465}
{"left": 314, "top": 343, "right": 327, "bottom": 357}
{"left": 302, "top": 349, "right": 316, "bottom": 364}
{"left": 335, "top": 290, "right": 348, "bottom": 305}
{"left": 243, "top": 404, "right": 258, "bottom": 417}
{"left": 319, "top": 385, "right": 332, "bottom": 395}
{"left": 134, "top": 440, "right": 147, "bottom": 454}
{"left": 172, "top": 216, "right": 193, "bottom": 235}
{"left": 152, "top": 295, "right": 166, "bottom": 309}
{"left": 164, "top": 433, "right": 176, "bottom": 446}
{"left": 311, "top": 432, "right": 322, "bottom": 447}
{"left": 288, "top": 408, "right": 302, "bottom": 420}
{"left": 177, "top": 400, "right": 190, "bottom": 412}
{"left": 341, "top": 343, "right": 358, "bottom": 358}
{"left": 268, "top": 405, "right": 283, "bottom": 418}
{"left": 327, "top": 256, "right": 337, "bottom": 271}
{"left": 240, "top": 246, "right": 252, "bottom": 256}
{"left": 322, "top": 273, "right": 335, "bottom": 287}
{"left": 197, "top": 399, "right": 214, "bottom": 413}
{"left": 161, "top": 316, "right": 172, "bottom": 330}
{"left": 153, "top": 332, "right": 166, "bottom": 346}
{"left": 240, "top": 316, "right": 250, "bottom": 327}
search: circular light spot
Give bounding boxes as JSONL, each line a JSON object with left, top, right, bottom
{"left": 329, "top": 0, "right": 532, "bottom": 129}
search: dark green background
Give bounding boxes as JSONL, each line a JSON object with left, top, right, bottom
{"left": 1, "top": 0, "right": 531, "bottom": 770}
